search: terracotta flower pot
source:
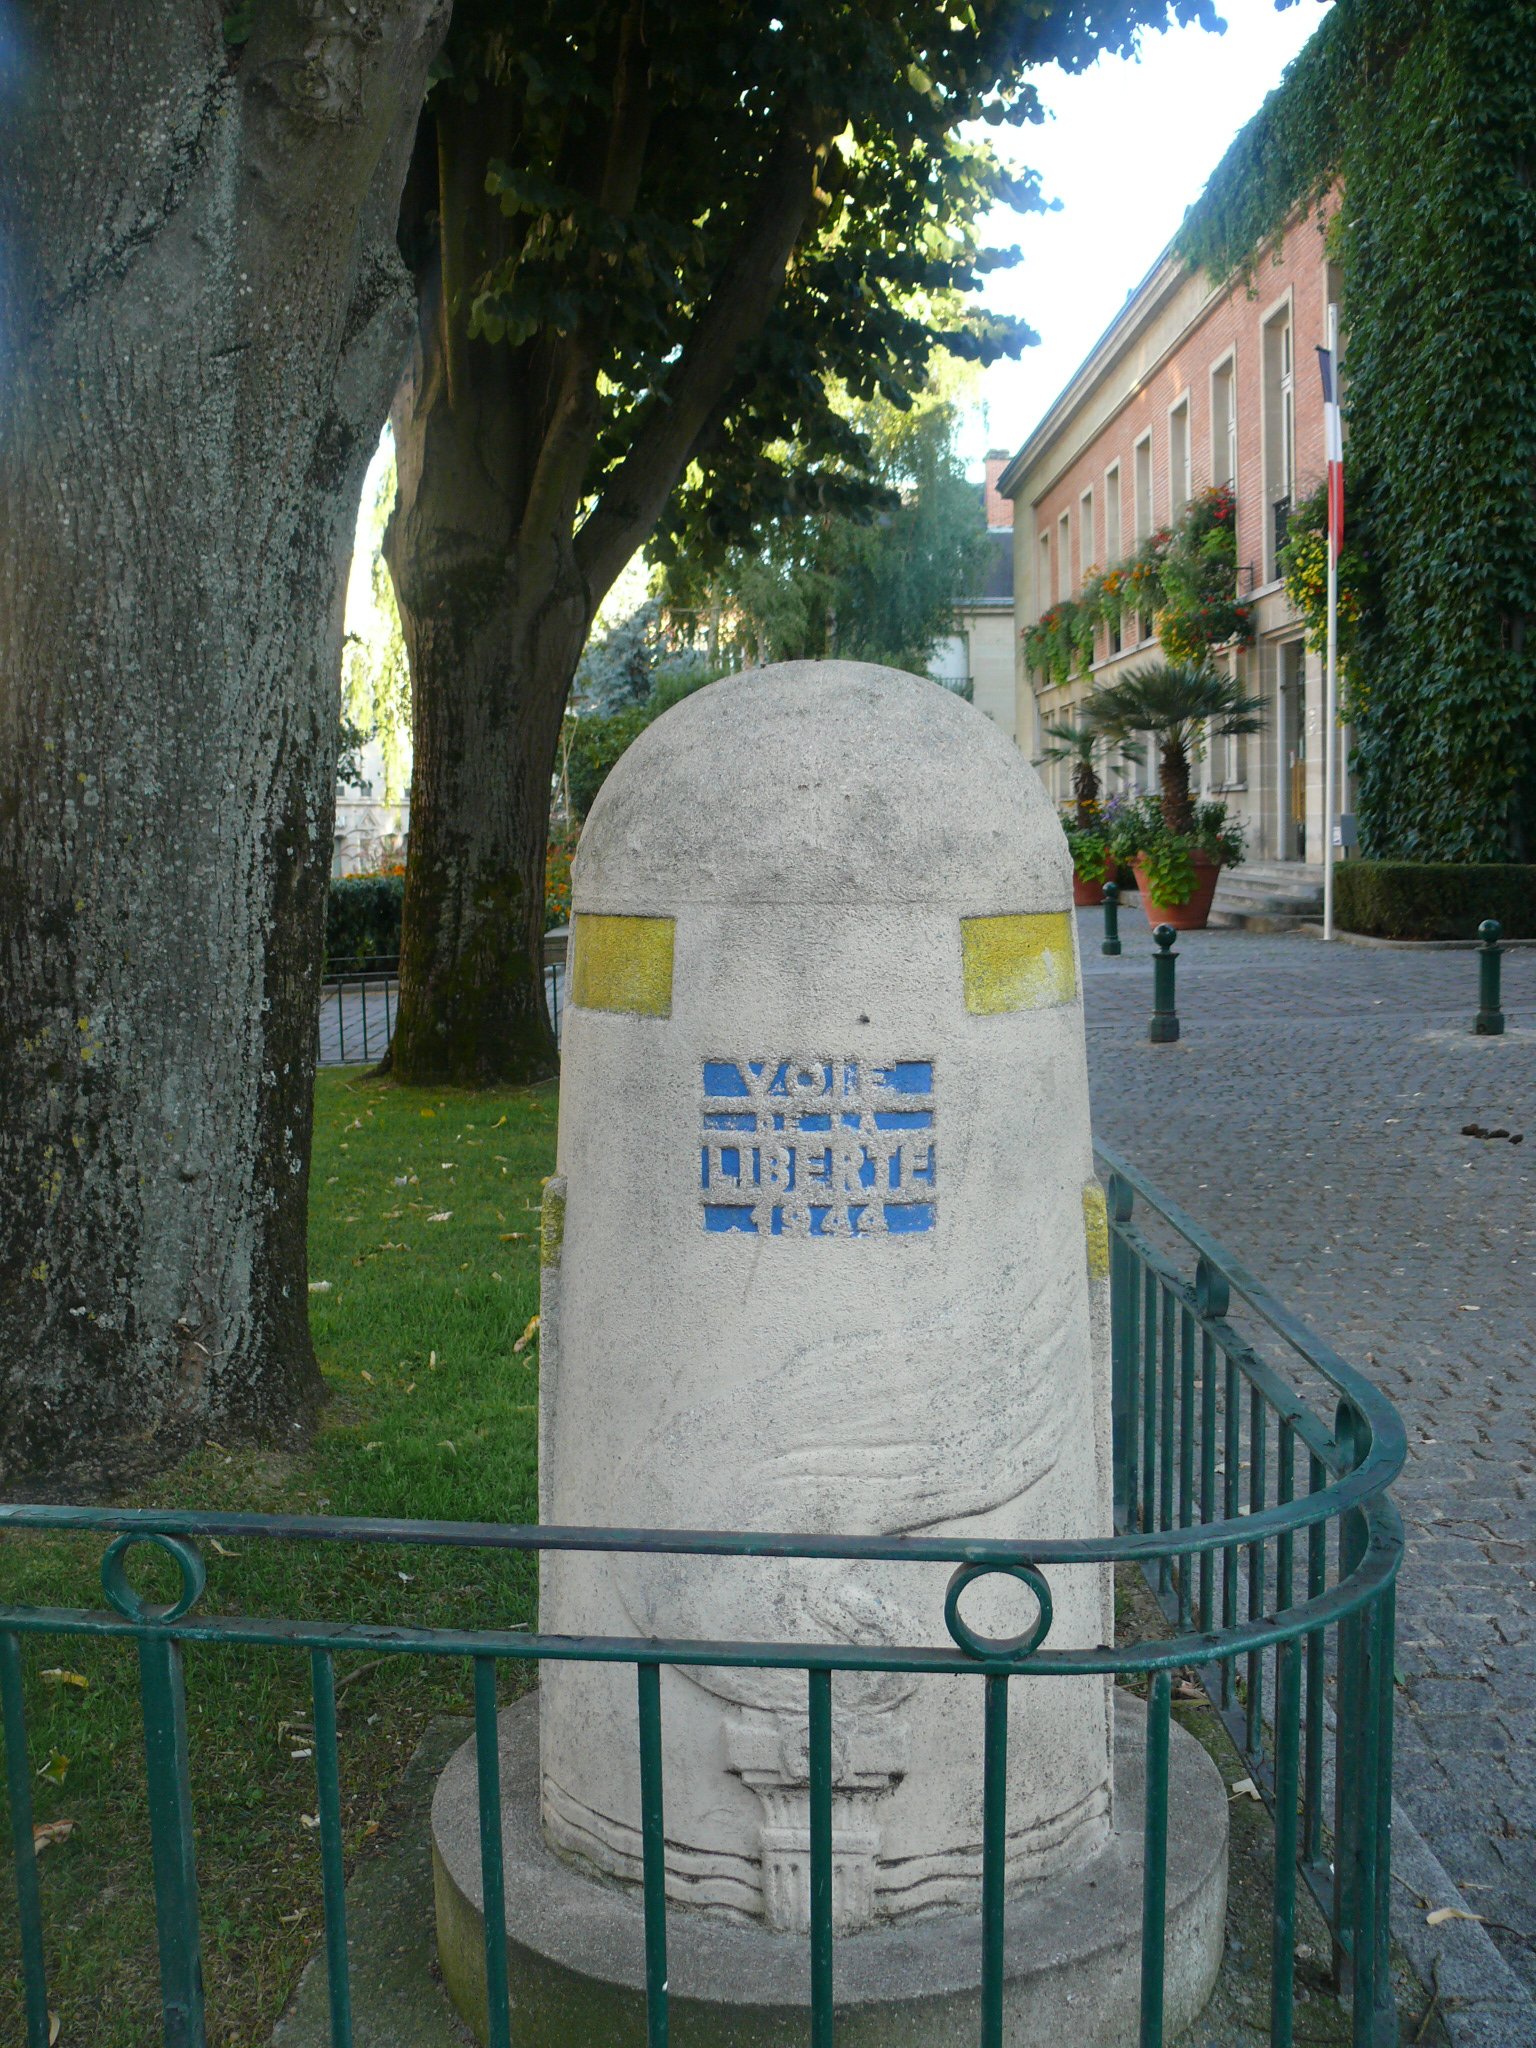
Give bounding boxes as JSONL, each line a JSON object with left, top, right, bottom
{"left": 1130, "top": 851, "right": 1223, "bottom": 931}
{"left": 1072, "top": 871, "right": 1105, "bottom": 908}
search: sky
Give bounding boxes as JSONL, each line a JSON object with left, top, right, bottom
{"left": 958, "top": 0, "right": 1331, "bottom": 476}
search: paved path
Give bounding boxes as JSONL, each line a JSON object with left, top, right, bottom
{"left": 1081, "top": 914, "right": 1536, "bottom": 2036}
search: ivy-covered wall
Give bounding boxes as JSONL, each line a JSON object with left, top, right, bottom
{"left": 1177, "top": 0, "right": 1536, "bottom": 862}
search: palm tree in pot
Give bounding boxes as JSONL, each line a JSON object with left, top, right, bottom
{"left": 1082, "top": 661, "right": 1266, "bottom": 927}
{"left": 1037, "top": 716, "right": 1143, "bottom": 904}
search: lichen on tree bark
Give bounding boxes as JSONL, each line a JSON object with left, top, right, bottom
{"left": 0, "top": 0, "right": 447, "bottom": 1488}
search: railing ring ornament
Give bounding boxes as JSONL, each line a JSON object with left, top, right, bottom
{"left": 943, "top": 1561, "right": 1053, "bottom": 1666}
{"left": 101, "top": 1532, "right": 207, "bottom": 1623}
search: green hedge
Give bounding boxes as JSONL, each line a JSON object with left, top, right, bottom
{"left": 326, "top": 874, "right": 403, "bottom": 966}
{"left": 1335, "top": 862, "right": 1536, "bottom": 941}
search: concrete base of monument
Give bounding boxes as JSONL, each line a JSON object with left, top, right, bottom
{"left": 431, "top": 1691, "right": 1228, "bottom": 2047}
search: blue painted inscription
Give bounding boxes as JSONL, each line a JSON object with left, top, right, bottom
{"left": 700, "top": 1058, "right": 936, "bottom": 1238}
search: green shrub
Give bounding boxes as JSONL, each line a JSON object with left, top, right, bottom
{"left": 1334, "top": 863, "right": 1536, "bottom": 941}
{"left": 325, "top": 874, "right": 403, "bottom": 965}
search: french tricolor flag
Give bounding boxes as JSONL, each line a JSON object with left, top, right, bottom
{"left": 1317, "top": 345, "right": 1344, "bottom": 556}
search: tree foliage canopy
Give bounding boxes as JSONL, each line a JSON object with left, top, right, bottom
{"left": 430, "top": 0, "right": 1222, "bottom": 606}
{"left": 659, "top": 390, "right": 989, "bottom": 673}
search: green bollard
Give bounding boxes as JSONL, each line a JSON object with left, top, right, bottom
{"left": 1149, "top": 924, "right": 1180, "bottom": 1044}
{"left": 1475, "top": 919, "right": 1506, "bottom": 1036}
{"left": 1101, "top": 880, "right": 1122, "bottom": 957}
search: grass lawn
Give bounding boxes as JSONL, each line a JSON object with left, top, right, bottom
{"left": 0, "top": 1070, "right": 558, "bottom": 2048}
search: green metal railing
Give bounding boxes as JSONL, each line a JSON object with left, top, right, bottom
{"left": 0, "top": 1143, "right": 1404, "bottom": 2048}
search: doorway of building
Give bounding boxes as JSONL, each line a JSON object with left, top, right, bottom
{"left": 1279, "top": 640, "right": 1306, "bottom": 861}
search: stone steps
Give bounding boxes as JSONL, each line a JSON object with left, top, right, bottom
{"left": 1209, "top": 862, "right": 1323, "bottom": 933}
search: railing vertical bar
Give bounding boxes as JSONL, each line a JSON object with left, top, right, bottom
{"left": 1372, "top": 1578, "right": 1397, "bottom": 2020}
{"left": 0, "top": 1633, "right": 51, "bottom": 2048}
{"left": 1141, "top": 1268, "right": 1158, "bottom": 1537}
{"left": 1111, "top": 1216, "right": 1134, "bottom": 1519}
{"left": 1139, "top": 1670, "right": 1172, "bottom": 2048}
{"left": 1198, "top": 1327, "right": 1217, "bottom": 1633}
{"left": 1157, "top": 1287, "right": 1175, "bottom": 1592}
{"left": 1303, "top": 1453, "right": 1329, "bottom": 1876}
{"left": 637, "top": 1662, "right": 670, "bottom": 2048}
{"left": 309, "top": 1649, "right": 353, "bottom": 2048}
{"left": 359, "top": 976, "right": 370, "bottom": 1063}
{"left": 980, "top": 1673, "right": 1009, "bottom": 2048}
{"left": 1246, "top": 1387, "right": 1268, "bottom": 1757}
{"left": 1121, "top": 1231, "right": 1143, "bottom": 1526}
{"left": 1274, "top": 1419, "right": 1297, "bottom": 1820}
{"left": 137, "top": 1629, "right": 206, "bottom": 2048}
{"left": 1177, "top": 1305, "right": 1196, "bottom": 1625}
{"left": 1221, "top": 1348, "right": 1240, "bottom": 1708}
{"left": 808, "top": 1668, "right": 835, "bottom": 2048}
{"left": 473, "top": 1657, "right": 513, "bottom": 2048}
{"left": 1270, "top": 1637, "right": 1302, "bottom": 2048}
{"left": 1333, "top": 1404, "right": 1367, "bottom": 1989}
{"left": 336, "top": 980, "right": 347, "bottom": 1064}
{"left": 1349, "top": 1595, "right": 1382, "bottom": 2043}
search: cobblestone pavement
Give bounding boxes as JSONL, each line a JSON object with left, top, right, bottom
{"left": 1081, "top": 914, "right": 1536, "bottom": 2029}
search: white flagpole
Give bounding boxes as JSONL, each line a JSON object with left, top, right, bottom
{"left": 1322, "top": 301, "right": 1340, "bottom": 943}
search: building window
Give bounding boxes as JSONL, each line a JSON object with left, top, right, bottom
{"left": 1104, "top": 465, "right": 1123, "bottom": 655}
{"left": 1057, "top": 510, "right": 1071, "bottom": 601}
{"left": 1263, "top": 301, "right": 1296, "bottom": 578}
{"left": 1134, "top": 434, "right": 1152, "bottom": 543}
{"left": 1169, "top": 397, "right": 1190, "bottom": 519}
{"left": 1211, "top": 357, "right": 1236, "bottom": 491}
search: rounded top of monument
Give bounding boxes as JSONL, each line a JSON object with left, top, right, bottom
{"left": 574, "top": 660, "right": 1068, "bottom": 911}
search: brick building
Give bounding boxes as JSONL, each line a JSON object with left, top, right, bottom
{"left": 999, "top": 202, "right": 1342, "bottom": 868}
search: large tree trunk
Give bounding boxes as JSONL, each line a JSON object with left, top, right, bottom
{"left": 381, "top": 64, "right": 825, "bottom": 1086}
{"left": 0, "top": 0, "right": 446, "bottom": 1491}
{"left": 385, "top": 338, "right": 582, "bottom": 1082}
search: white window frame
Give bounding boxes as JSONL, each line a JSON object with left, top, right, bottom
{"left": 1167, "top": 392, "right": 1191, "bottom": 521}
{"left": 1209, "top": 351, "right": 1237, "bottom": 492}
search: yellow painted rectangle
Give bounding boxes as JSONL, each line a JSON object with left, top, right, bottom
{"left": 570, "top": 913, "right": 675, "bottom": 1017}
{"left": 1082, "top": 1182, "right": 1109, "bottom": 1280}
{"left": 960, "top": 912, "right": 1076, "bottom": 1014}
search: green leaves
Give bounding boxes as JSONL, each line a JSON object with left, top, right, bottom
{"left": 1175, "top": 0, "right": 1536, "bottom": 860}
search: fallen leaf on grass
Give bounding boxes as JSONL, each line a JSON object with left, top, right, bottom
{"left": 39, "top": 1669, "right": 88, "bottom": 1692}
{"left": 1228, "top": 1778, "right": 1261, "bottom": 1802}
{"left": 360, "top": 1370, "right": 374, "bottom": 1384}
{"left": 300, "top": 1813, "right": 321, "bottom": 1831}
{"left": 427, "top": 1211, "right": 453, "bottom": 1223}
{"left": 49, "top": 2013, "right": 60, "bottom": 2044}
{"left": 37, "top": 1751, "right": 69, "bottom": 1786}
{"left": 32, "top": 1819, "right": 75, "bottom": 1854}
{"left": 308, "top": 1280, "right": 332, "bottom": 1294}
{"left": 491, "top": 1116, "right": 507, "bottom": 1129}
{"left": 206, "top": 1539, "right": 240, "bottom": 1559}
{"left": 513, "top": 1315, "right": 540, "bottom": 1355}
{"left": 363, "top": 1819, "right": 380, "bottom": 1838}
{"left": 498, "top": 1231, "right": 525, "bottom": 1242}
{"left": 280, "top": 1908, "right": 307, "bottom": 1925}
{"left": 363, "top": 1442, "right": 382, "bottom": 1452}
{"left": 1426, "top": 1906, "right": 1486, "bottom": 1927}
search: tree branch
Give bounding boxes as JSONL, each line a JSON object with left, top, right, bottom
{"left": 574, "top": 116, "right": 829, "bottom": 606}
{"left": 514, "top": 3, "right": 653, "bottom": 587}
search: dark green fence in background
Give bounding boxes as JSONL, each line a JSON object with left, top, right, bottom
{"left": 0, "top": 1143, "right": 1404, "bottom": 2048}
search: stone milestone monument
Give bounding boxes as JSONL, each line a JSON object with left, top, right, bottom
{"left": 432, "top": 662, "right": 1227, "bottom": 2044}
